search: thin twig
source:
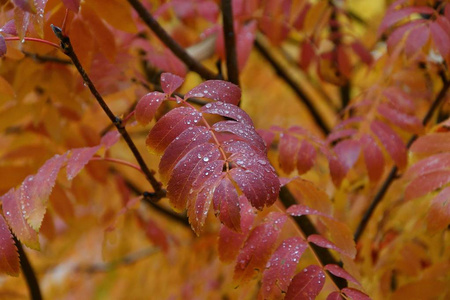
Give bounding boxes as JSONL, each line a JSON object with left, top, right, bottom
{"left": 221, "top": 0, "right": 240, "bottom": 86}
{"left": 52, "top": 25, "right": 165, "bottom": 200}
{"left": 254, "top": 36, "right": 331, "bottom": 135}
{"left": 354, "top": 73, "right": 450, "bottom": 241}
{"left": 14, "top": 236, "right": 42, "bottom": 300}
{"left": 279, "top": 187, "right": 347, "bottom": 290}
{"left": 127, "top": 0, "right": 218, "bottom": 80}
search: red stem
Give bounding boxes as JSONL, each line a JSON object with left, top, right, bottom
{"left": 4, "top": 36, "right": 60, "bottom": 49}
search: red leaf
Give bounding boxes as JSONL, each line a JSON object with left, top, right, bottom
{"left": 430, "top": 20, "right": 450, "bottom": 57}
{"left": 297, "top": 141, "right": 317, "bottom": 174}
{"left": 342, "top": 288, "right": 371, "bottom": 300}
{"left": 404, "top": 153, "right": 450, "bottom": 180}
{"left": 334, "top": 139, "right": 361, "bottom": 173}
{"left": 328, "top": 154, "right": 347, "bottom": 186}
{"left": 361, "top": 134, "right": 385, "bottom": 182}
{"left": 25, "top": 154, "right": 67, "bottom": 230}
{"left": 146, "top": 106, "right": 202, "bottom": 154}
{"left": 0, "top": 35, "right": 6, "bottom": 58}
{"left": 218, "top": 196, "right": 255, "bottom": 263}
{"left": 324, "top": 264, "right": 360, "bottom": 285}
{"left": 307, "top": 234, "right": 348, "bottom": 256}
{"left": 159, "top": 126, "right": 212, "bottom": 183}
{"left": 66, "top": 146, "right": 100, "bottom": 180}
{"left": 379, "top": 6, "right": 434, "bottom": 34}
{"left": 201, "top": 102, "right": 253, "bottom": 126}
{"left": 261, "top": 237, "right": 308, "bottom": 299}
{"left": 1, "top": 188, "right": 39, "bottom": 250}
{"left": 213, "top": 120, "right": 266, "bottom": 153}
{"left": 377, "top": 103, "right": 422, "bottom": 133}
{"left": 404, "top": 170, "right": 450, "bottom": 201}
{"left": 321, "top": 218, "right": 357, "bottom": 258}
{"left": 287, "top": 204, "right": 333, "bottom": 219}
{"left": 427, "top": 186, "right": 450, "bottom": 233}
{"left": 135, "top": 92, "right": 166, "bottom": 125}
{"left": 160, "top": 72, "right": 184, "bottom": 95}
{"left": 213, "top": 177, "right": 241, "bottom": 231}
{"left": 327, "top": 129, "right": 358, "bottom": 143}
{"left": 0, "top": 214, "right": 19, "bottom": 276}
{"left": 142, "top": 218, "right": 169, "bottom": 253}
{"left": 185, "top": 81, "right": 241, "bottom": 105}
{"left": 279, "top": 133, "right": 301, "bottom": 174}
{"left": 300, "top": 41, "right": 315, "bottom": 69}
{"left": 410, "top": 133, "right": 450, "bottom": 155}
{"left": 404, "top": 24, "right": 429, "bottom": 57}
{"left": 327, "top": 291, "right": 344, "bottom": 300}
{"left": 234, "top": 212, "right": 287, "bottom": 283}
{"left": 61, "top": 0, "right": 80, "bottom": 12}
{"left": 167, "top": 143, "right": 222, "bottom": 211}
{"left": 100, "top": 131, "right": 120, "bottom": 149}
{"left": 285, "top": 265, "right": 326, "bottom": 300}
{"left": 382, "top": 87, "right": 415, "bottom": 114}
{"left": 337, "top": 45, "right": 352, "bottom": 78}
{"left": 236, "top": 21, "right": 257, "bottom": 71}
{"left": 371, "top": 120, "right": 407, "bottom": 169}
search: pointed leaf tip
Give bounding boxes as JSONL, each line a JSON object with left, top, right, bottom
{"left": 285, "top": 265, "right": 326, "bottom": 300}
{"left": 135, "top": 92, "right": 166, "bottom": 126}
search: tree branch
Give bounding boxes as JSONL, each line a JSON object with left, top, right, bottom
{"left": 254, "top": 36, "right": 331, "bottom": 135}
{"left": 279, "top": 187, "right": 347, "bottom": 290}
{"left": 52, "top": 25, "right": 165, "bottom": 200}
{"left": 221, "top": 0, "right": 240, "bottom": 86}
{"left": 354, "top": 73, "right": 450, "bottom": 241}
{"left": 14, "top": 236, "right": 42, "bottom": 300}
{"left": 126, "top": 0, "right": 218, "bottom": 80}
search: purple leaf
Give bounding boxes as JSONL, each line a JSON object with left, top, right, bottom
{"left": 334, "top": 139, "right": 361, "bottom": 173}
{"left": 1, "top": 20, "right": 17, "bottom": 35}
{"left": 377, "top": 103, "right": 422, "bottom": 133}
{"left": 66, "top": 146, "right": 101, "bottom": 180}
{"left": 146, "top": 106, "right": 202, "bottom": 154}
{"left": 213, "top": 120, "right": 266, "bottom": 152}
{"left": 285, "top": 265, "right": 326, "bottom": 300}
{"left": 213, "top": 176, "right": 241, "bottom": 231}
{"left": 404, "top": 24, "right": 429, "bottom": 57}
{"left": 160, "top": 72, "right": 184, "bottom": 95}
{"left": 430, "top": 18, "right": 450, "bottom": 56}
{"left": 261, "top": 237, "right": 308, "bottom": 299}
{"left": 327, "top": 291, "right": 344, "bottom": 300}
{"left": 159, "top": 126, "right": 212, "bottom": 183}
{"left": 201, "top": 102, "right": 253, "bottom": 126}
{"left": 371, "top": 120, "right": 407, "bottom": 169}
{"left": 185, "top": 80, "right": 241, "bottom": 105}
{"left": 234, "top": 212, "right": 287, "bottom": 283}
{"left": 0, "top": 214, "right": 19, "bottom": 276}
{"left": 135, "top": 92, "right": 166, "bottom": 125}
{"left": 324, "top": 264, "right": 360, "bottom": 285}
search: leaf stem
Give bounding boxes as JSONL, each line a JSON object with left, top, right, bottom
{"left": 91, "top": 156, "right": 143, "bottom": 173}
{"left": 354, "top": 72, "right": 450, "bottom": 242}
{"left": 221, "top": 0, "right": 240, "bottom": 86}
{"left": 254, "top": 36, "right": 331, "bottom": 135}
{"left": 126, "top": 0, "right": 218, "bottom": 80}
{"left": 4, "top": 36, "right": 60, "bottom": 49}
{"left": 52, "top": 25, "right": 165, "bottom": 199}
{"left": 14, "top": 236, "right": 42, "bottom": 300}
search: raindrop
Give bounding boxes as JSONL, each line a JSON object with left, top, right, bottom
{"left": 203, "top": 157, "right": 209, "bottom": 162}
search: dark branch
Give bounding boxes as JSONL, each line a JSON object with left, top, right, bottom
{"left": 126, "top": 0, "right": 218, "bottom": 80}
{"left": 254, "top": 36, "right": 330, "bottom": 135}
{"left": 279, "top": 187, "right": 347, "bottom": 290}
{"left": 221, "top": 0, "right": 240, "bottom": 86}
{"left": 15, "top": 236, "right": 42, "bottom": 300}
{"left": 23, "top": 51, "right": 72, "bottom": 64}
{"left": 354, "top": 73, "right": 450, "bottom": 241}
{"left": 52, "top": 25, "right": 165, "bottom": 199}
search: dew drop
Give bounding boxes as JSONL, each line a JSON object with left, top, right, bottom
{"left": 203, "top": 157, "right": 209, "bottom": 162}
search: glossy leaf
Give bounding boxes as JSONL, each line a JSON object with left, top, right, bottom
{"left": 135, "top": 92, "right": 166, "bottom": 126}
{"left": 324, "top": 264, "right": 360, "bottom": 285}
{"left": 371, "top": 120, "right": 407, "bottom": 169}
{"left": 342, "top": 288, "right": 371, "bottom": 300}
{"left": 213, "top": 120, "right": 266, "bottom": 153}
{"left": 160, "top": 72, "right": 184, "bottom": 95}
{"left": 212, "top": 177, "right": 241, "bottom": 231}
{"left": 1, "top": 188, "right": 39, "bottom": 250}
{"left": 146, "top": 106, "right": 202, "bottom": 154}
{"left": 201, "top": 102, "right": 253, "bottom": 126}
{"left": 185, "top": 80, "right": 241, "bottom": 105}
{"left": 24, "top": 154, "right": 67, "bottom": 230}
{"left": 285, "top": 265, "right": 326, "bottom": 300}
{"left": 66, "top": 146, "right": 101, "bottom": 180}
{"left": 261, "top": 237, "right": 308, "bottom": 299}
{"left": 218, "top": 196, "right": 255, "bottom": 263}
{"left": 234, "top": 212, "right": 287, "bottom": 283}
{"left": 287, "top": 204, "right": 333, "bottom": 219}
{"left": 0, "top": 214, "right": 19, "bottom": 276}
